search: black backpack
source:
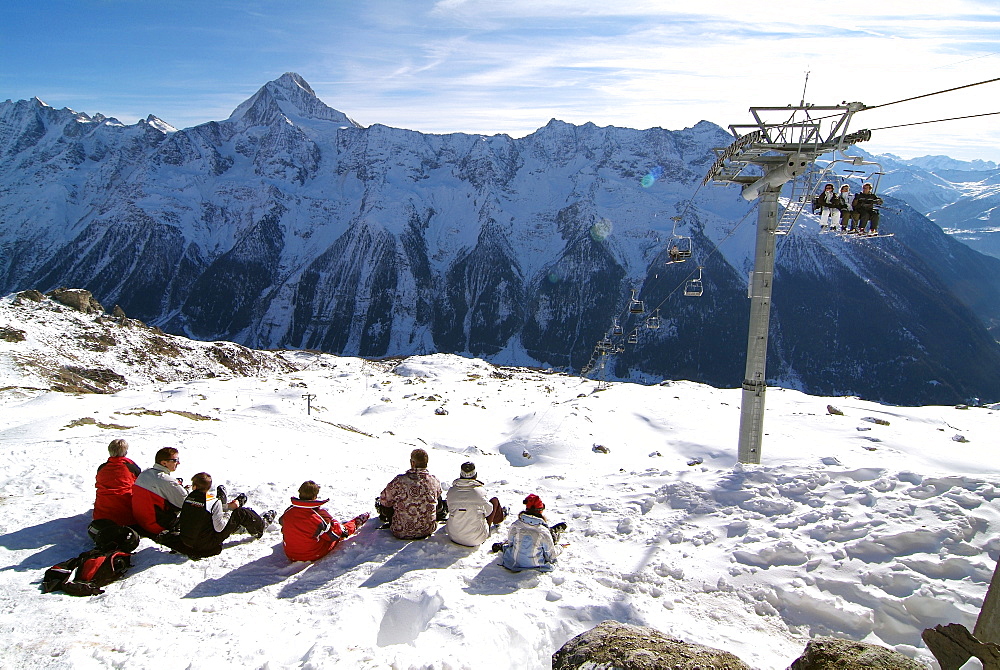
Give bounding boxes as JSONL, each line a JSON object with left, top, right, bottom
{"left": 41, "top": 519, "right": 139, "bottom": 596}
{"left": 87, "top": 518, "right": 140, "bottom": 552}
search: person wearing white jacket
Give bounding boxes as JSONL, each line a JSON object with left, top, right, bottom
{"left": 838, "top": 184, "right": 854, "bottom": 232}
{"left": 445, "top": 462, "right": 506, "bottom": 546}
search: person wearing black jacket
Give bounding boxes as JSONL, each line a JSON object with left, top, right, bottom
{"left": 852, "top": 183, "right": 884, "bottom": 234}
{"left": 177, "top": 473, "right": 275, "bottom": 558}
{"left": 812, "top": 183, "right": 845, "bottom": 231}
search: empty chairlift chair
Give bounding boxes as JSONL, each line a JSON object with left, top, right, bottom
{"left": 645, "top": 309, "right": 661, "bottom": 330}
{"left": 629, "top": 288, "right": 645, "bottom": 314}
{"left": 684, "top": 267, "right": 704, "bottom": 297}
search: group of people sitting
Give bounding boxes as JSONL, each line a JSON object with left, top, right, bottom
{"left": 94, "top": 441, "right": 566, "bottom": 572}
{"left": 95, "top": 438, "right": 276, "bottom": 558}
{"left": 813, "top": 182, "right": 884, "bottom": 235}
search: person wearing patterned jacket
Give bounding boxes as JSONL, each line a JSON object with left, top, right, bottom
{"left": 279, "top": 480, "right": 370, "bottom": 561}
{"left": 376, "top": 449, "right": 446, "bottom": 540}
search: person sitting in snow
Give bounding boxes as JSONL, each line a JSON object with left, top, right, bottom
{"left": 376, "top": 448, "right": 446, "bottom": 540}
{"left": 445, "top": 461, "right": 506, "bottom": 547}
{"left": 177, "top": 472, "right": 276, "bottom": 559}
{"left": 279, "top": 480, "right": 370, "bottom": 562}
{"left": 132, "top": 447, "right": 189, "bottom": 540}
{"left": 494, "top": 494, "right": 566, "bottom": 572}
{"left": 93, "top": 438, "right": 141, "bottom": 527}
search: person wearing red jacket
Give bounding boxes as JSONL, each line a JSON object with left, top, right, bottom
{"left": 279, "top": 481, "right": 370, "bottom": 562}
{"left": 94, "top": 439, "right": 141, "bottom": 526}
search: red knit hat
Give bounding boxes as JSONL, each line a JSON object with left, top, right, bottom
{"left": 523, "top": 494, "right": 545, "bottom": 511}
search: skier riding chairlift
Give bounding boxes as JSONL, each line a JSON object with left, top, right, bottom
{"left": 666, "top": 235, "right": 692, "bottom": 264}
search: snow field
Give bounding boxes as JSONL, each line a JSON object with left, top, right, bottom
{"left": 0, "top": 352, "right": 998, "bottom": 668}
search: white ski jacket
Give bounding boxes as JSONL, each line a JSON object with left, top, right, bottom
{"left": 501, "top": 512, "right": 561, "bottom": 572}
{"left": 445, "top": 478, "right": 494, "bottom": 546}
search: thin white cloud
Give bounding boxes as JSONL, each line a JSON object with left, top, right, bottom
{"left": 4, "top": 0, "right": 998, "bottom": 161}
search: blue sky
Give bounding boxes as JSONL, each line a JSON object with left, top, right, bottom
{"left": 2, "top": 0, "right": 999, "bottom": 162}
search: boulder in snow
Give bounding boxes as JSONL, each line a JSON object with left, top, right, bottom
{"left": 787, "top": 637, "right": 923, "bottom": 669}
{"left": 47, "top": 288, "right": 104, "bottom": 314}
{"left": 552, "top": 620, "right": 753, "bottom": 669}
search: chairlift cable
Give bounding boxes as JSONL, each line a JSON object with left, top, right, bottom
{"left": 861, "top": 77, "right": 1000, "bottom": 112}
{"left": 583, "top": 167, "right": 759, "bottom": 377}
{"left": 644, "top": 202, "right": 759, "bottom": 316}
{"left": 866, "top": 110, "right": 1000, "bottom": 132}
{"left": 753, "top": 76, "right": 1000, "bottom": 129}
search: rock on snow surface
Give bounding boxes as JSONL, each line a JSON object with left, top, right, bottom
{"left": 1, "top": 332, "right": 999, "bottom": 667}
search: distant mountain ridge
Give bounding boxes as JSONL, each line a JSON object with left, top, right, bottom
{"left": 2, "top": 73, "right": 999, "bottom": 405}
{"left": 871, "top": 153, "right": 1000, "bottom": 259}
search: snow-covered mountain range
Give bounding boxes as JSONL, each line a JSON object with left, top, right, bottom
{"left": 863, "top": 154, "right": 1000, "bottom": 260}
{"left": 2, "top": 73, "right": 999, "bottom": 405}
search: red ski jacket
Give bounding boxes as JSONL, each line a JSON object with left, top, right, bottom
{"left": 93, "top": 457, "right": 141, "bottom": 526}
{"left": 279, "top": 498, "right": 350, "bottom": 562}
{"left": 132, "top": 464, "right": 188, "bottom": 535}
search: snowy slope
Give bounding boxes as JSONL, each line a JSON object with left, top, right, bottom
{"left": 1, "top": 296, "right": 998, "bottom": 669}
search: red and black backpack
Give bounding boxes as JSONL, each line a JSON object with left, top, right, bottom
{"left": 42, "top": 549, "right": 132, "bottom": 596}
{"left": 41, "top": 519, "right": 139, "bottom": 596}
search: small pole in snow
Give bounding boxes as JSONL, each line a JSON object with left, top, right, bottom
{"left": 302, "top": 393, "right": 316, "bottom": 415}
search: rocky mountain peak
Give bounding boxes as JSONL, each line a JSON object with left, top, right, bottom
{"left": 226, "top": 72, "right": 360, "bottom": 129}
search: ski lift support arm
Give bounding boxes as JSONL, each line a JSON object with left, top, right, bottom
{"left": 703, "top": 103, "right": 871, "bottom": 198}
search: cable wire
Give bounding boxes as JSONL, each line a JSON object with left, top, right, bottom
{"left": 862, "top": 77, "right": 1000, "bottom": 111}
{"left": 866, "top": 110, "right": 1000, "bottom": 132}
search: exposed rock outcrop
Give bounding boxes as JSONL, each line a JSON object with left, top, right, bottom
{"left": 47, "top": 287, "right": 104, "bottom": 314}
{"left": 0, "top": 290, "right": 297, "bottom": 392}
{"left": 551, "top": 620, "right": 753, "bottom": 670}
{"left": 787, "top": 637, "right": 923, "bottom": 670}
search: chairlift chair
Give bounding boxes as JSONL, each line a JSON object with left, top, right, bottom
{"left": 612, "top": 318, "right": 623, "bottom": 336}
{"left": 665, "top": 235, "right": 693, "bottom": 264}
{"left": 627, "top": 329, "right": 638, "bottom": 345}
{"left": 684, "top": 267, "right": 704, "bottom": 297}
{"left": 628, "top": 288, "right": 645, "bottom": 314}
{"left": 645, "top": 309, "right": 661, "bottom": 330}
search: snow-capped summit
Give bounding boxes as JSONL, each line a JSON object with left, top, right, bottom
{"left": 227, "top": 72, "right": 361, "bottom": 129}
{"left": 141, "top": 114, "right": 176, "bottom": 134}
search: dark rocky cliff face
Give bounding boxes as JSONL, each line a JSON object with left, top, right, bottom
{"left": 2, "top": 74, "right": 1000, "bottom": 404}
